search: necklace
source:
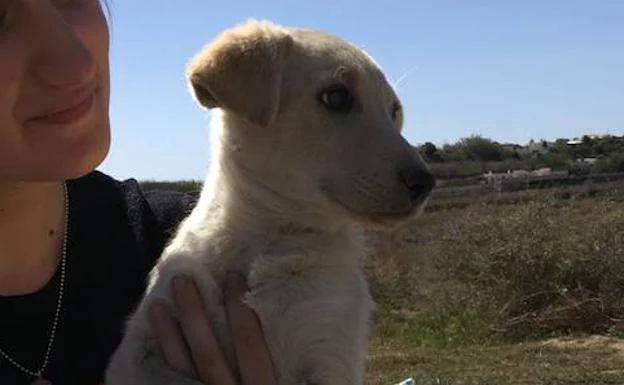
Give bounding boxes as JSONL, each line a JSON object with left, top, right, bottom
{"left": 0, "top": 182, "right": 69, "bottom": 385}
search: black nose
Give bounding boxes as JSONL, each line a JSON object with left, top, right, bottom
{"left": 400, "top": 168, "right": 436, "bottom": 204}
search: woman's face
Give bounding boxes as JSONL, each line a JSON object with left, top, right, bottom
{"left": 0, "top": 0, "right": 111, "bottom": 182}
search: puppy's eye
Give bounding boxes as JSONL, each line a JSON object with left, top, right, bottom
{"left": 391, "top": 102, "right": 401, "bottom": 121}
{"left": 319, "top": 86, "right": 354, "bottom": 113}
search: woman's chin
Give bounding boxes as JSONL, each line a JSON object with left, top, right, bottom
{"left": 23, "top": 129, "right": 111, "bottom": 183}
{"left": 60, "top": 138, "right": 111, "bottom": 181}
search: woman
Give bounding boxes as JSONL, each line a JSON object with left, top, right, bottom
{"left": 0, "top": 1, "right": 275, "bottom": 384}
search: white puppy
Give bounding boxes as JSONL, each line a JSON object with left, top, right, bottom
{"left": 105, "top": 19, "right": 435, "bottom": 385}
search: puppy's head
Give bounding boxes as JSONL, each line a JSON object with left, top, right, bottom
{"left": 187, "top": 20, "right": 436, "bottom": 229}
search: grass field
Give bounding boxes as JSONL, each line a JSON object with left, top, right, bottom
{"left": 364, "top": 189, "right": 624, "bottom": 384}
{"left": 140, "top": 180, "right": 624, "bottom": 385}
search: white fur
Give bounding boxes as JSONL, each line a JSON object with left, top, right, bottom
{"left": 105, "top": 19, "right": 434, "bottom": 385}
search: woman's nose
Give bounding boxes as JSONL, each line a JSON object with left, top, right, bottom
{"left": 28, "top": 6, "right": 97, "bottom": 88}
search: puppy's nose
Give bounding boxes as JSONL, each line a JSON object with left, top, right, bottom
{"left": 400, "top": 168, "right": 436, "bottom": 204}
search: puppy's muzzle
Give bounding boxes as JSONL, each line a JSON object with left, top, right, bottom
{"left": 399, "top": 168, "right": 436, "bottom": 205}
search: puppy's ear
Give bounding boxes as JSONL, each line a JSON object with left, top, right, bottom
{"left": 186, "top": 20, "right": 294, "bottom": 127}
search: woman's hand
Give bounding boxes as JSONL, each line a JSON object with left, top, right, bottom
{"left": 149, "top": 273, "right": 276, "bottom": 385}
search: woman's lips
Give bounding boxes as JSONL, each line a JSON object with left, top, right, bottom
{"left": 29, "top": 91, "right": 96, "bottom": 126}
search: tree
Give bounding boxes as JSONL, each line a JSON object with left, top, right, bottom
{"left": 582, "top": 135, "right": 595, "bottom": 145}
{"left": 440, "top": 143, "right": 467, "bottom": 162}
{"left": 420, "top": 142, "right": 444, "bottom": 162}
{"left": 538, "top": 153, "right": 570, "bottom": 170}
{"left": 421, "top": 142, "right": 437, "bottom": 157}
{"left": 602, "top": 136, "right": 624, "bottom": 155}
{"left": 610, "top": 153, "right": 624, "bottom": 172}
{"left": 459, "top": 135, "right": 504, "bottom": 162}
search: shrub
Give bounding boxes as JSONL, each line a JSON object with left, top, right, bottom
{"left": 434, "top": 198, "right": 624, "bottom": 341}
{"left": 366, "top": 194, "right": 624, "bottom": 347}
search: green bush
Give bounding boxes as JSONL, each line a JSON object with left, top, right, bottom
{"left": 140, "top": 180, "right": 203, "bottom": 194}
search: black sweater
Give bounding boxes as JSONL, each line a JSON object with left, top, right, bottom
{"left": 0, "top": 171, "right": 197, "bottom": 385}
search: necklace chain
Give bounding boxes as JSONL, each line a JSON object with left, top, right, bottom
{"left": 0, "top": 182, "right": 69, "bottom": 380}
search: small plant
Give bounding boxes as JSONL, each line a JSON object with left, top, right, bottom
{"left": 367, "top": 193, "right": 624, "bottom": 346}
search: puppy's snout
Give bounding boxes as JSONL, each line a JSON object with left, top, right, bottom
{"left": 400, "top": 168, "right": 436, "bottom": 204}
{"left": 189, "top": 74, "right": 216, "bottom": 108}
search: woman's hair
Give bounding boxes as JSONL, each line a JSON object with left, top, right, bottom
{"left": 101, "top": 0, "right": 113, "bottom": 30}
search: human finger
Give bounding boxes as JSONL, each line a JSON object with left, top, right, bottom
{"left": 173, "top": 276, "right": 238, "bottom": 385}
{"left": 149, "top": 299, "right": 197, "bottom": 378}
{"left": 224, "top": 273, "right": 276, "bottom": 385}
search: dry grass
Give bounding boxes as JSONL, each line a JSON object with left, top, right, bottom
{"left": 367, "top": 335, "right": 624, "bottom": 385}
{"left": 364, "top": 192, "right": 624, "bottom": 384}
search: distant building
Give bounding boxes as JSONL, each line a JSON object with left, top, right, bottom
{"left": 517, "top": 139, "right": 550, "bottom": 156}
{"left": 577, "top": 157, "right": 598, "bottom": 164}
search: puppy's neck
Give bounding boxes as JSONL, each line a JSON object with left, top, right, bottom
{"left": 185, "top": 154, "right": 366, "bottom": 273}
{"left": 202, "top": 166, "right": 352, "bottom": 240}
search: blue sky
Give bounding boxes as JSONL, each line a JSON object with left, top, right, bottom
{"left": 99, "top": 0, "right": 624, "bottom": 181}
